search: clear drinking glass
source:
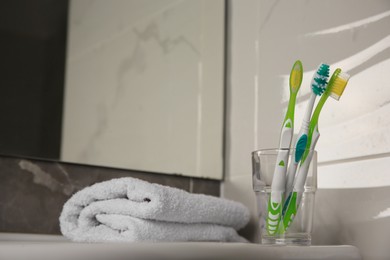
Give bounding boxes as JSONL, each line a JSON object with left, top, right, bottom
{"left": 252, "top": 149, "right": 317, "bottom": 245}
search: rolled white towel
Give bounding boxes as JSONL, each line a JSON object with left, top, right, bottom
{"left": 60, "top": 177, "right": 250, "bottom": 242}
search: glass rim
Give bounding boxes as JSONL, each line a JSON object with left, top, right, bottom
{"left": 252, "top": 148, "right": 317, "bottom": 155}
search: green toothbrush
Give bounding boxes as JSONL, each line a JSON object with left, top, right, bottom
{"left": 266, "top": 60, "right": 303, "bottom": 235}
{"left": 282, "top": 68, "right": 350, "bottom": 232}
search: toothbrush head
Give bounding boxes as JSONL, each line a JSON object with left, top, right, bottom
{"left": 327, "top": 68, "right": 351, "bottom": 100}
{"left": 311, "top": 63, "right": 330, "bottom": 96}
{"left": 289, "top": 60, "right": 303, "bottom": 94}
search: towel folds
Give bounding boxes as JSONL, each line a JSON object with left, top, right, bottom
{"left": 60, "top": 177, "right": 250, "bottom": 242}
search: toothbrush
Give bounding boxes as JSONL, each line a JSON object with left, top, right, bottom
{"left": 284, "top": 63, "right": 330, "bottom": 200}
{"left": 282, "top": 68, "right": 350, "bottom": 231}
{"left": 266, "top": 60, "right": 303, "bottom": 235}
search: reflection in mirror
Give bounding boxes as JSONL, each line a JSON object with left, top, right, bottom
{"left": 0, "top": 0, "right": 225, "bottom": 179}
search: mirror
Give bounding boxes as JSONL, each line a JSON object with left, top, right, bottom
{"left": 0, "top": 0, "right": 225, "bottom": 179}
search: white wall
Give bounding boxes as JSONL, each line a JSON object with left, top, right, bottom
{"left": 223, "top": 1, "right": 390, "bottom": 259}
{"left": 62, "top": 0, "right": 225, "bottom": 179}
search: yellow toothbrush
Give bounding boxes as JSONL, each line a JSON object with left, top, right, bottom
{"left": 266, "top": 60, "right": 303, "bottom": 235}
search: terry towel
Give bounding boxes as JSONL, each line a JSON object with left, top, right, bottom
{"left": 60, "top": 177, "right": 250, "bottom": 242}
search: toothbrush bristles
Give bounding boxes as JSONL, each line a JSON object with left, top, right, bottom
{"left": 311, "top": 63, "right": 330, "bottom": 96}
{"left": 329, "top": 71, "right": 350, "bottom": 100}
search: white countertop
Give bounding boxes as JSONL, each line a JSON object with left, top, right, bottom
{"left": 0, "top": 233, "right": 362, "bottom": 260}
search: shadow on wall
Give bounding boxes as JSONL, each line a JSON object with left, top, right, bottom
{"left": 313, "top": 187, "right": 390, "bottom": 260}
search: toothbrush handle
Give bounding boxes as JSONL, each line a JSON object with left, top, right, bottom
{"left": 285, "top": 160, "right": 298, "bottom": 197}
{"left": 285, "top": 94, "right": 315, "bottom": 196}
{"left": 267, "top": 149, "right": 289, "bottom": 234}
{"left": 285, "top": 122, "right": 309, "bottom": 196}
{"left": 282, "top": 126, "right": 319, "bottom": 231}
{"left": 294, "top": 126, "right": 319, "bottom": 192}
{"left": 266, "top": 119, "right": 293, "bottom": 234}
